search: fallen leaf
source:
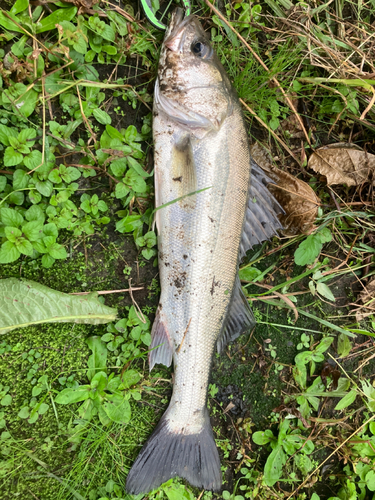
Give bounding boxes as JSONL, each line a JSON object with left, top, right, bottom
{"left": 309, "top": 144, "right": 375, "bottom": 186}
{"left": 251, "top": 143, "right": 320, "bottom": 235}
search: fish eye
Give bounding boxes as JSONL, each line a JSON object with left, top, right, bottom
{"left": 191, "top": 40, "right": 211, "bottom": 59}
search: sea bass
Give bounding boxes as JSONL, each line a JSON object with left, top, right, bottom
{"left": 126, "top": 10, "right": 283, "bottom": 494}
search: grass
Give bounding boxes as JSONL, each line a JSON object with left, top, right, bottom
{"left": 0, "top": 0, "right": 374, "bottom": 499}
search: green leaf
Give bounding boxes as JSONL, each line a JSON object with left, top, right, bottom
{"left": 23, "top": 149, "right": 42, "bottom": 171}
{"left": 55, "top": 385, "right": 91, "bottom": 404}
{"left": 125, "top": 125, "right": 137, "bottom": 143}
{"left": 86, "top": 336, "right": 107, "bottom": 381}
{"left": 8, "top": 190, "right": 25, "bottom": 206}
{"left": 334, "top": 390, "right": 357, "bottom": 411}
{"left": 0, "top": 279, "right": 117, "bottom": 334}
{"left": 93, "top": 109, "right": 112, "bottom": 125}
{"left": 316, "top": 282, "right": 335, "bottom": 301}
{"left": 119, "top": 369, "right": 141, "bottom": 389}
{"left": 102, "top": 393, "right": 131, "bottom": 423}
{"left": 0, "top": 394, "right": 12, "bottom": 406}
{"left": 253, "top": 429, "right": 274, "bottom": 445}
{"left": 337, "top": 333, "right": 352, "bottom": 357}
{"left": 264, "top": 445, "right": 286, "bottom": 486}
{"left": 47, "top": 243, "right": 67, "bottom": 260}
{"left": 0, "top": 177, "right": 7, "bottom": 192}
{"left": 0, "top": 11, "right": 24, "bottom": 32}
{"left": 294, "top": 234, "right": 322, "bottom": 266}
{"left": 1, "top": 212, "right": 23, "bottom": 234}
{"left": 110, "top": 159, "right": 127, "bottom": 177}
{"left": 36, "top": 6, "right": 78, "bottom": 33}
{"left": 36, "top": 180, "right": 53, "bottom": 197}
{"left": 317, "top": 227, "right": 332, "bottom": 243}
{"left": 315, "top": 337, "right": 334, "bottom": 355}
{"left": 124, "top": 168, "right": 147, "bottom": 193}
{"left": 15, "top": 237, "right": 33, "bottom": 256}
{"left": 127, "top": 156, "right": 150, "bottom": 178}
{"left": 0, "top": 125, "right": 17, "bottom": 146}
{"left": 22, "top": 220, "right": 44, "bottom": 241}
{"left": 13, "top": 169, "right": 29, "bottom": 189}
{"left": 38, "top": 403, "right": 49, "bottom": 415}
{"left": 18, "top": 407, "right": 30, "bottom": 419}
{"left": 366, "top": 470, "right": 375, "bottom": 491}
{"left": 4, "top": 147, "right": 23, "bottom": 167}
{"left": 41, "top": 254, "right": 55, "bottom": 268}
{"left": 0, "top": 241, "right": 21, "bottom": 263}
{"left": 101, "top": 45, "right": 117, "bottom": 55}
{"left": 10, "top": 0, "right": 29, "bottom": 15}
{"left": 4, "top": 227, "right": 22, "bottom": 243}
{"left": 239, "top": 266, "right": 262, "bottom": 282}
{"left": 115, "top": 182, "right": 130, "bottom": 199}
{"left": 105, "top": 124, "right": 123, "bottom": 141}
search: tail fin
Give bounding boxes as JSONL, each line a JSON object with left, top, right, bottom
{"left": 125, "top": 407, "right": 221, "bottom": 494}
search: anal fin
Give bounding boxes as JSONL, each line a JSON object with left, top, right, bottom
{"left": 149, "top": 306, "right": 173, "bottom": 370}
{"left": 217, "top": 275, "right": 255, "bottom": 353}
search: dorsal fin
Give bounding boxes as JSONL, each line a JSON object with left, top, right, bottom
{"left": 239, "top": 160, "right": 284, "bottom": 260}
{"left": 216, "top": 275, "right": 255, "bottom": 353}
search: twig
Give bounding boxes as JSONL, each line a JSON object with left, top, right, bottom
{"left": 128, "top": 278, "right": 146, "bottom": 324}
{"left": 70, "top": 287, "right": 143, "bottom": 295}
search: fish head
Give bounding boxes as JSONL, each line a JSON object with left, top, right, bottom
{"left": 155, "top": 9, "right": 234, "bottom": 134}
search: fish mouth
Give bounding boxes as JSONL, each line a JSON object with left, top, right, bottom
{"left": 164, "top": 8, "right": 194, "bottom": 52}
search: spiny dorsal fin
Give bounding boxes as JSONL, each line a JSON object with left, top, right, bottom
{"left": 239, "top": 160, "right": 284, "bottom": 260}
{"left": 216, "top": 275, "right": 255, "bottom": 353}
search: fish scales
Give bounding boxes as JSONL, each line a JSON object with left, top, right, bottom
{"left": 126, "top": 9, "right": 283, "bottom": 495}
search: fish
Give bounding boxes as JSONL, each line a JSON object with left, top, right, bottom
{"left": 126, "top": 9, "right": 283, "bottom": 495}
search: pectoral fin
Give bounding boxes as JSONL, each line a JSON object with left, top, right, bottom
{"left": 171, "top": 136, "right": 197, "bottom": 211}
{"left": 239, "top": 160, "right": 284, "bottom": 259}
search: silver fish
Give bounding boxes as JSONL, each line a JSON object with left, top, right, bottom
{"left": 126, "top": 10, "right": 282, "bottom": 494}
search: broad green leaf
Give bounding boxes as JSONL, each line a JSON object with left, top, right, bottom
{"left": 36, "top": 7, "right": 77, "bottom": 33}
{"left": 127, "top": 156, "right": 150, "bottom": 178}
{"left": 10, "top": 0, "right": 29, "bottom": 15}
{"left": 86, "top": 336, "right": 107, "bottom": 381}
{"left": 13, "top": 169, "right": 29, "bottom": 189}
{"left": 0, "top": 279, "right": 117, "bottom": 334}
{"left": 0, "top": 241, "right": 20, "bottom": 263}
{"left": 252, "top": 429, "right": 274, "bottom": 445}
{"left": 334, "top": 390, "right": 357, "bottom": 410}
{"left": 0, "top": 11, "right": 24, "bottom": 32}
{"left": 4, "top": 147, "right": 23, "bottom": 166}
{"left": 337, "top": 333, "right": 352, "bottom": 357}
{"left": 238, "top": 266, "right": 262, "bottom": 282}
{"left": 115, "top": 182, "right": 130, "bottom": 199}
{"left": 110, "top": 159, "right": 127, "bottom": 177}
{"left": 316, "top": 282, "right": 335, "bottom": 301}
{"left": 47, "top": 242, "right": 67, "bottom": 260}
{"left": 4, "top": 226, "right": 22, "bottom": 242}
{"left": 294, "top": 234, "right": 322, "bottom": 266}
{"left": 317, "top": 227, "right": 332, "bottom": 243}
{"left": 264, "top": 445, "right": 286, "bottom": 486}
{"left": 22, "top": 220, "right": 44, "bottom": 241}
{"left": 1, "top": 208, "right": 24, "bottom": 227}
{"left": 0, "top": 394, "right": 12, "bottom": 406}
{"left": 55, "top": 385, "right": 91, "bottom": 404}
{"left": 93, "top": 109, "right": 112, "bottom": 125}
{"left": 315, "top": 336, "right": 334, "bottom": 354}
{"left": 119, "top": 369, "right": 141, "bottom": 390}
{"left": 0, "top": 125, "right": 18, "bottom": 146}
{"left": 102, "top": 393, "right": 131, "bottom": 423}
{"left": 15, "top": 237, "right": 33, "bottom": 256}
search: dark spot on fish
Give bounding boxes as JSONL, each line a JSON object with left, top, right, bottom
{"left": 174, "top": 277, "right": 182, "bottom": 288}
{"left": 208, "top": 216, "right": 215, "bottom": 223}
{"left": 164, "top": 262, "right": 170, "bottom": 267}
{"left": 173, "top": 176, "right": 182, "bottom": 182}
{"left": 210, "top": 277, "right": 220, "bottom": 296}
{"left": 183, "top": 254, "right": 188, "bottom": 260}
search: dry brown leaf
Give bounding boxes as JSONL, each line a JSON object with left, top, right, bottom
{"left": 309, "top": 144, "right": 375, "bottom": 186}
{"left": 251, "top": 143, "right": 320, "bottom": 235}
